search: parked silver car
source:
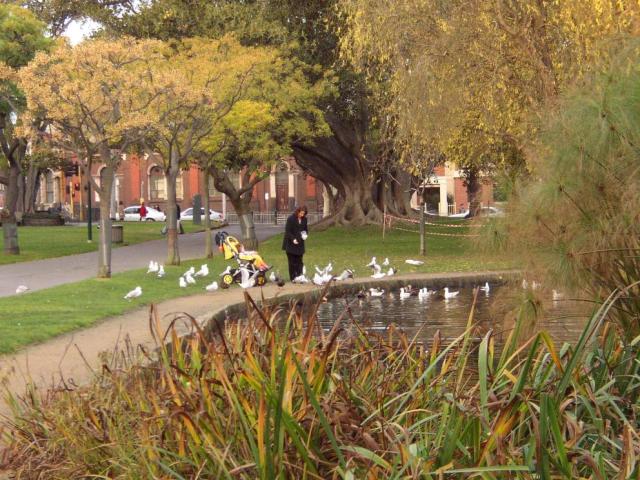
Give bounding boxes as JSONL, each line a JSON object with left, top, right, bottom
{"left": 180, "top": 207, "right": 223, "bottom": 221}
{"left": 123, "top": 205, "right": 166, "bottom": 222}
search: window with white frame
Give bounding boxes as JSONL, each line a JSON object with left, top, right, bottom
{"left": 149, "top": 166, "right": 165, "bottom": 200}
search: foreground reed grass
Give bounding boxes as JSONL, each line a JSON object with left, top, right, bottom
{"left": 2, "top": 289, "right": 639, "bottom": 478}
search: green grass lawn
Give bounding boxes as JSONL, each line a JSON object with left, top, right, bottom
{"left": 0, "top": 221, "right": 209, "bottom": 265}
{"left": 0, "top": 225, "right": 517, "bottom": 354}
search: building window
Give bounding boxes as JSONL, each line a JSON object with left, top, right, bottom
{"left": 149, "top": 166, "right": 165, "bottom": 200}
{"left": 176, "top": 174, "right": 184, "bottom": 199}
{"left": 45, "top": 171, "right": 54, "bottom": 204}
{"left": 208, "top": 177, "right": 220, "bottom": 198}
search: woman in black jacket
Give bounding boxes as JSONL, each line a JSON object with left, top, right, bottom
{"left": 282, "top": 205, "right": 308, "bottom": 281}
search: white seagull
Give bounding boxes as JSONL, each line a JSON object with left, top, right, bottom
{"left": 366, "top": 257, "right": 377, "bottom": 268}
{"left": 371, "top": 264, "right": 386, "bottom": 279}
{"left": 185, "top": 266, "right": 196, "bottom": 277}
{"left": 239, "top": 267, "right": 259, "bottom": 289}
{"left": 157, "top": 265, "right": 165, "bottom": 277}
{"left": 405, "top": 259, "right": 424, "bottom": 266}
{"left": 387, "top": 267, "right": 397, "bottom": 276}
{"left": 179, "top": 276, "right": 188, "bottom": 288}
{"left": 194, "top": 264, "right": 209, "bottom": 277}
{"left": 369, "top": 287, "right": 385, "bottom": 297}
{"left": 219, "top": 266, "right": 232, "bottom": 277}
{"left": 399, "top": 287, "right": 411, "bottom": 299}
{"left": 479, "top": 282, "right": 490, "bottom": 293}
{"left": 335, "top": 269, "right": 354, "bottom": 281}
{"left": 185, "top": 273, "right": 196, "bottom": 285}
{"left": 15, "top": 285, "right": 29, "bottom": 294}
{"left": 444, "top": 287, "right": 459, "bottom": 299}
{"left": 124, "top": 286, "right": 142, "bottom": 300}
{"left": 382, "top": 257, "right": 390, "bottom": 266}
{"left": 147, "top": 261, "right": 159, "bottom": 274}
{"left": 418, "top": 287, "right": 431, "bottom": 300}
{"left": 205, "top": 281, "right": 219, "bottom": 292}
{"left": 269, "top": 271, "right": 277, "bottom": 282}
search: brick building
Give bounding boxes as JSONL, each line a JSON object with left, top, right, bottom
{"left": 28, "top": 154, "right": 324, "bottom": 220}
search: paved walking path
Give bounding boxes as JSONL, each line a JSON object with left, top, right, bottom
{"left": 0, "top": 224, "right": 282, "bottom": 298}
{"left": 0, "top": 271, "right": 511, "bottom": 419}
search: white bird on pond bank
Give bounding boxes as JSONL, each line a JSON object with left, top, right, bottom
{"left": 157, "top": 265, "right": 165, "bottom": 277}
{"left": 387, "top": 267, "right": 397, "bottom": 276}
{"left": 269, "top": 271, "right": 277, "bottom": 282}
{"left": 185, "top": 273, "right": 196, "bottom": 285}
{"left": 205, "top": 281, "right": 219, "bottom": 292}
{"left": 15, "top": 285, "right": 29, "bottom": 294}
{"left": 371, "top": 264, "right": 386, "bottom": 279}
{"left": 194, "top": 264, "right": 209, "bottom": 277}
{"left": 185, "top": 266, "right": 195, "bottom": 277}
{"left": 382, "top": 257, "right": 390, "bottom": 266}
{"left": 147, "top": 261, "right": 159, "bottom": 274}
{"left": 366, "top": 257, "right": 377, "bottom": 268}
{"left": 479, "top": 282, "right": 490, "bottom": 294}
{"left": 405, "top": 259, "right": 424, "bottom": 266}
{"left": 444, "top": 287, "right": 459, "bottom": 299}
{"left": 179, "top": 276, "right": 188, "bottom": 288}
{"left": 335, "top": 269, "right": 354, "bottom": 281}
{"left": 124, "top": 286, "right": 142, "bottom": 300}
{"left": 369, "top": 287, "right": 385, "bottom": 297}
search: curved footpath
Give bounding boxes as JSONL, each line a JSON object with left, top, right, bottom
{"left": 0, "top": 224, "right": 282, "bottom": 298}
{"left": 0, "top": 271, "right": 512, "bottom": 419}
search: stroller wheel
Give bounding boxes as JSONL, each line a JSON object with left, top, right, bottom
{"left": 256, "top": 272, "right": 267, "bottom": 286}
{"left": 222, "top": 273, "right": 234, "bottom": 287}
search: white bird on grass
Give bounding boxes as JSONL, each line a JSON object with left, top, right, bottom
{"left": 205, "top": 281, "right": 219, "bottom": 292}
{"left": 219, "top": 266, "right": 232, "bottom": 277}
{"left": 399, "top": 287, "right": 411, "bottom": 299}
{"left": 147, "top": 261, "right": 159, "bottom": 274}
{"left": 369, "top": 288, "right": 385, "bottom": 297}
{"left": 185, "top": 266, "right": 196, "bottom": 277}
{"left": 124, "top": 286, "right": 142, "bottom": 300}
{"left": 479, "top": 282, "right": 490, "bottom": 294}
{"left": 405, "top": 259, "right": 424, "bottom": 266}
{"left": 194, "top": 264, "right": 209, "bottom": 278}
{"left": 269, "top": 271, "right": 277, "bottom": 282}
{"left": 370, "top": 264, "right": 386, "bottom": 279}
{"left": 444, "top": 287, "right": 459, "bottom": 299}
{"left": 387, "top": 267, "right": 397, "bottom": 276}
{"left": 334, "top": 269, "right": 354, "bottom": 281}
{"left": 179, "top": 276, "right": 188, "bottom": 288}
{"left": 382, "top": 257, "right": 390, "bottom": 266}
{"left": 239, "top": 267, "right": 259, "bottom": 289}
{"left": 293, "top": 273, "right": 310, "bottom": 284}
{"left": 366, "top": 257, "right": 377, "bottom": 268}
{"left": 15, "top": 285, "right": 29, "bottom": 294}
{"left": 185, "top": 273, "right": 196, "bottom": 285}
{"left": 157, "top": 265, "right": 165, "bottom": 277}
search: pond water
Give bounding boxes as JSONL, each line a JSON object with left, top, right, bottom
{"left": 313, "top": 285, "right": 588, "bottom": 346}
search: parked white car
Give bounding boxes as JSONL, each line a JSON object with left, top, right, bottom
{"left": 180, "top": 207, "right": 224, "bottom": 221}
{"left": 123, "top": 205, "right": 166, "bottom": 222}
{"left": 449, "top": 206, "right": 504, "bottom": 219}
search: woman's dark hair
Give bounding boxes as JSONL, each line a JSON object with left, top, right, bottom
{"left": 294, "top": 205, "right": 308, "bottom": 215}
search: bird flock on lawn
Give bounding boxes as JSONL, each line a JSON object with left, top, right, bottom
{"left": 116, "top": 259, "right": 564, "bottom": 304}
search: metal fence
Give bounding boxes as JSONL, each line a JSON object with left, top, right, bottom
{"left": 225, "top": 211, "right": 324, "bottom": 225}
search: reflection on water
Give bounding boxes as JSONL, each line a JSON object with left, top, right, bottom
{"left": 315, "top": 286, "right": 588, "bottom": 345}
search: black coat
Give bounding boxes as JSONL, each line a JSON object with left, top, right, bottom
{"left": 282, "top": 214, "right": 308, "bottom": 255}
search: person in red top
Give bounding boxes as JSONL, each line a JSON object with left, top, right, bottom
{"left": 139, "top": 200, "right": 147, "bottom": 222}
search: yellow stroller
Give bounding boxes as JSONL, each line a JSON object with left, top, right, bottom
{"left": 215, "top": 231, "right": 270, "bottom": 288}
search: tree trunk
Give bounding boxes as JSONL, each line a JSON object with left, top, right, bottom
{"left": 24, "top": 164, "right": 41, "bottom": 214}
{"left": 165, "top": 149, "right": 180, "bottom": 265}
{"left": 236, "top": 197, "right": 257, "bottom": 250}
{"left": 321, "top": 181, "right": 335, "bottom": 218}
{"left": 96, "top": 166, "right": 114, "bottom": 278}
{"left": 202, "top": 170, "right": 213, "bottom": 258}
{"left": 464, "top": 167, "right": 481, "bottom": 217}
{"left": 293, "top": 115, "right": 381, "bottom": 229}
{"left": 2, "top": 159, "right": 21, "bottom": 255}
